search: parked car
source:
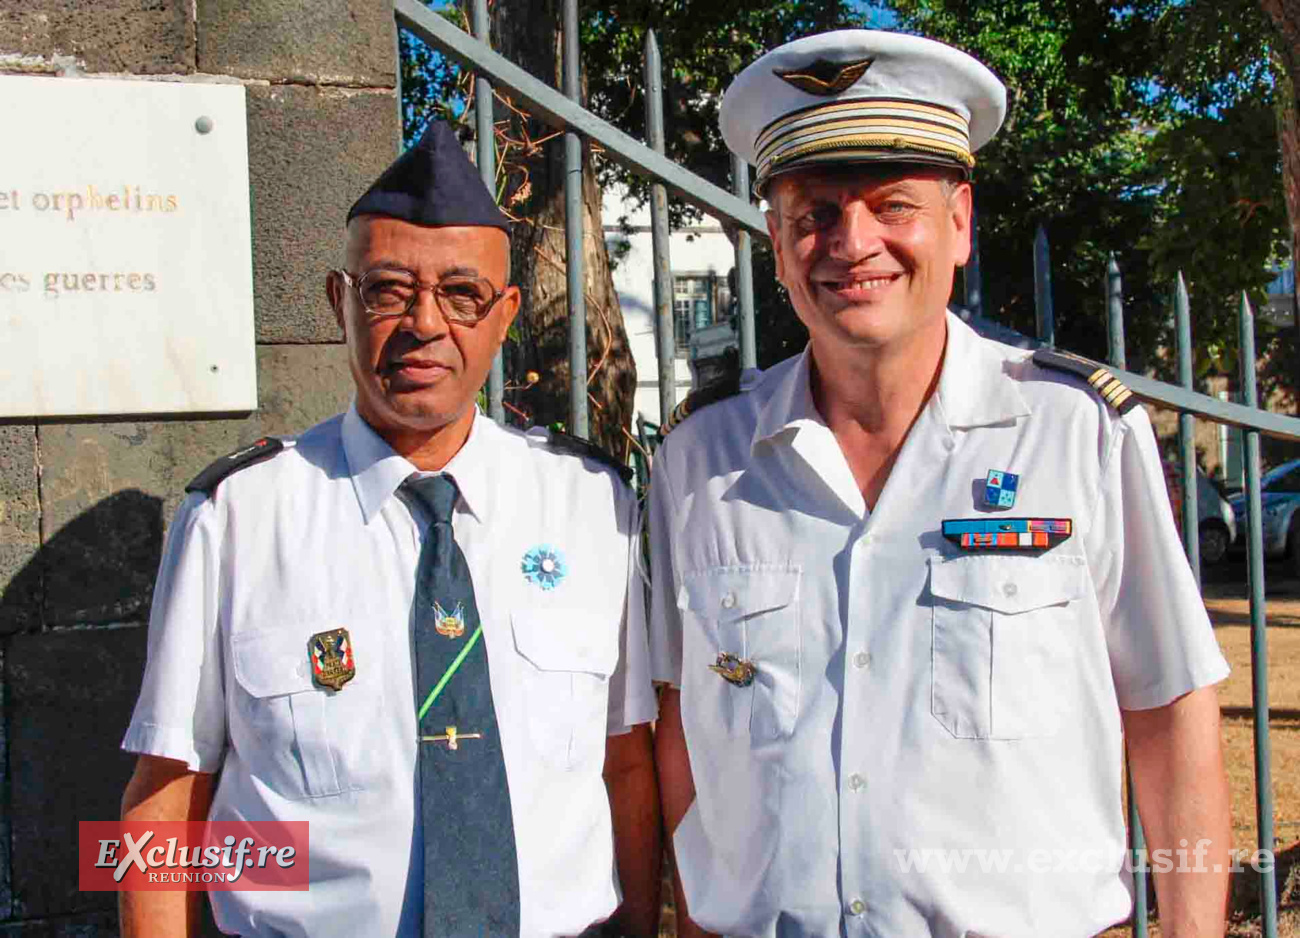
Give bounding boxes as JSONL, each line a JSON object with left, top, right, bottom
{"left": 1162, "top": 461, "right": 1238, "bottom": 566}
{"left": 1196, "top": 472, "right": 1237, "bottom": 565}
{"left": 1228, "top": 457, "right": 1300, "bottom": 572}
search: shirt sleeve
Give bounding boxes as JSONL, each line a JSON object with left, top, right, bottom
{"left": 120, "top": 492, "right": 227, "bottom": 772}
{"left": 605, "top": 488, "right": 658, "bottom": 735}
{"left": 647, "top": 444, "right": 684, "bottom": 687}
{"left": 1087, "top": 405, "right": 1230, "bottom": 710}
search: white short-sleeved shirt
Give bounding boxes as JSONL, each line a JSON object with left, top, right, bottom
{"left": 123, "top": 405, "right": 656, "bottom": 938}
{"left": 648, "top": 312, "right": 1229, "bottom": 938}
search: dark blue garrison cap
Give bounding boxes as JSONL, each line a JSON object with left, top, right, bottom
{"left": 346, "top": 120, "right": 510, "bottom": 232}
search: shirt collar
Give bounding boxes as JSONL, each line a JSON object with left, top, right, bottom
{"left": 750, "top": 310, "right": 1030, "bottom": 451}
{"left": 934, "top": 310, "right": 1031, "bottom": 430}
{"left": 342, "top": 403, "right": 493, "bottom": 524}
{"left": 752, "top": 345, "right": 823, "bottom": 451}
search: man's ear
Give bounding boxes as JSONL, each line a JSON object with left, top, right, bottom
{"left": 326, "top": 271, "right": 347, "bottom": 335}
{"left": 765, "top": 209, "right": 786, "bottom": 285}
{"left": 950, "top": 182, "right": 974, "bottom": 268}
{"left": 494, "top": 286, "right": 522, "bottom": 347}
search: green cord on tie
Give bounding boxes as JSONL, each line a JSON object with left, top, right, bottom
{"left": 417, "top": 624, "right": 484, "bottom": 722}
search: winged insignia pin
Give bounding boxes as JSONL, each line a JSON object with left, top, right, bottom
{"left": 709, "top": 652, "right": 757, "bottom": 687}
{"left": 774, "top": 57, "right": 874, "bottom": 96}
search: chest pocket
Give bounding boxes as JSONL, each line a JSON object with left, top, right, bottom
{"left": 511, "top": 610, "right": 617, "bottom": 771}
{"left": 681, "top": 566, "right": 801, "bottom": 741}
{"left": 929, "top": 554, "right": 1085, "bottom": 740}
{"left": 231, "top": 627, "right": 381, "bottom": 800}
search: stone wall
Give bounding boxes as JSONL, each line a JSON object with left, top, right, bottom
{"left": 0, "top": 2, "right": 398, "bottom": 931}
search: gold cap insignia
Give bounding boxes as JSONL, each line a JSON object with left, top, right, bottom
{"left": 774, "top": 56, "right": 874, "bottom": 96}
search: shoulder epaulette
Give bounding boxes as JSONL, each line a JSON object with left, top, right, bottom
{"left": 1032, "top": 349, "right": 1139, "bottom": 415}
{"left": 664, "top": 373, "right": 743, "bottom": 434}
{"left": 543, "top": 429, "right": 634, "bottom": 484}
{"left": 185, "top": 437, "right": 286, "bottom": 496}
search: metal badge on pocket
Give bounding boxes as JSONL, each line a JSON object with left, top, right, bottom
{"left": 308, "top": 627, "right": 355, "bottom": 691}
{"left": 709, "top": 652, "right": 756, "bottom": 687}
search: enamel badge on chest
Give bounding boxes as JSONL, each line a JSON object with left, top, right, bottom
{"left": 309, "top": 627, "right": 355, "bottom": 691}
{"left": 984, "top": 470, "right": 1018, "bottom": 509}
{"left": 521, "top": 544, "right": 567, "bottom": 591}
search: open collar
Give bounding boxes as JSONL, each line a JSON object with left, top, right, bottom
{"left": 342, "top": 404, "right": 493, "bottom": 524}
{"left": 934, "top": 310, "right": 1031, "bottom": 431}
{"left": 749, "top": 311, "right": 1031, "bottom": 455}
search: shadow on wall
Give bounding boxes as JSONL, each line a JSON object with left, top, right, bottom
{"left": 0, "top": 488, "right": 165, "bottom": 631}
{"left": 0, "top": 489, "right": 170, "bottom": 927}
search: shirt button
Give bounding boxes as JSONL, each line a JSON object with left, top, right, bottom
{"left": 1003, "top": 582, "right": 1018, "bottom": 598}
{"left": 848, "top": 898, "right": 866, "bottom": 916}
{"left": 848, "top": 773, "right": 865, "bottom": 791}
{"left": 854, "top": 652, "right": 871, "bottom": 670}
{"left": 721, "top": 592, "right": 737, "bottom": 609}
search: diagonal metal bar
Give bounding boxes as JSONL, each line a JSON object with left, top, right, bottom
{"left": 394, "top": 0, "right": 767, "bottom": 237}
{"left": 1103, "top": 367, "right": 1300, "bottom": 443}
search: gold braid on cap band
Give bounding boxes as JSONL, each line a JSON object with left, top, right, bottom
{"left": 753, "top": 97, "right": 974, "bottom": 187}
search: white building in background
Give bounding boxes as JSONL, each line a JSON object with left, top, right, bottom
{"left": 602, "top": 185, "right": 740, "bottom": 429}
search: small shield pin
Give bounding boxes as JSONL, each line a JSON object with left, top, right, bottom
{"left": 309, "top": 627, "right": 356, "bottom": 691}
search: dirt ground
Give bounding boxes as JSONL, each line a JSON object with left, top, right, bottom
{"left": 658, "top": 553, "right": 1300, "bottom": 937}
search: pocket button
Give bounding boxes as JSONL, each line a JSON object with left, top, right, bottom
{"left": 1002, "top": 581, "right": 1018, "bottom": 598}
{"left": 720, "top": 591, "right": 737, "bottom": 609}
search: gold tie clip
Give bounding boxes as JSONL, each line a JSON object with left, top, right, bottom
{"left": 419, "top": 726, "right": 483, "bottom": 750}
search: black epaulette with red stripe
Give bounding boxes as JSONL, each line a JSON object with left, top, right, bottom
{"left": 1032, "top": 349, "right": 1138, "bottom": 415}
{"left": 185, "top": 437, "right": 286, "bottom": 496}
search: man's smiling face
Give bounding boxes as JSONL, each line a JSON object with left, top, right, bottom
{"left": 766, "top": 165, "right": 972, "bottom": 352}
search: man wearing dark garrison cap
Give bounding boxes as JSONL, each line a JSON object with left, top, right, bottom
{"left": 648, "top": 31, "right": 1232, "bottom": 937}
{"left": 119, "top": 121, "right": 660, "bottom": 937}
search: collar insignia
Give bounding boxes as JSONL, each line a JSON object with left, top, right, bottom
{"left": 774, "top": 56, "right": 874, "bottom": 96}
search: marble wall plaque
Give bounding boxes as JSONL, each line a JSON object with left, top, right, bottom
{"left": 0, "top": 76, "right": 255, "bottom": 417}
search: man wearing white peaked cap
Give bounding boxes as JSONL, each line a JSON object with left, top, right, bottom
{"left": 649, "top": 29, "right": 1232, "bottom": 938}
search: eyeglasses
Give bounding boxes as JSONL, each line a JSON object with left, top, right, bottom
{"left": 335, "top": 267, "right": 506, "bottom": 324}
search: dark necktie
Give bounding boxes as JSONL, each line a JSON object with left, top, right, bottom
{"left": 403, "top": 474, "right": 520, "bottom": 937}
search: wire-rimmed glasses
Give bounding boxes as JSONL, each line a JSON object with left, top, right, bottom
{"left": 335, "top": 267, "right": 505, "bottom": 324}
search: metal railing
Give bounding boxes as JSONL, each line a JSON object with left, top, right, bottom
{"left": 395, "top": 2, "right": 1299, "bottom": 931}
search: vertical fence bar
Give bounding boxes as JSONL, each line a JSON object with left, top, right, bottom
{"left": 1239, "top": 291, "right": 1278, "bottom": 936}
{"left": 964, "top": 205, "right": 982, "bottom": 318}
{"left": 1033, "top": 225, "right": 1055, "bottom": 347}
{"left": 1107, "top": 254, "right": 1126, "bottom": 372}
{"left": 1175, "top": 273, "right": 1200, "bottom": 583}
{"left": 1106, "top": 262, "right": 1148, "bottom": 938}
{"left": 731, "top": 154, "right": 757, "bottom": 371}
{"left": 643, "top": 31, "right": 675, "bottom": 428}
{"left": 472, "top": 0, "right": 505, "bottom": 424}
{"left": 562, "top": 0, "right": 588, "bottom": 438}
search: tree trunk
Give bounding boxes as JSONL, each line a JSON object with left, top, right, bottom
{"left": 485, "top": 0, "right": 637, "bottom": 462}
{"left": 1261, "top": 0, "right": 1300, "bottom": 332}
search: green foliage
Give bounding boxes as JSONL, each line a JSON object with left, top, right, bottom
{"left": 398, "top": 0, "right": 1292, "bottom": 390}
{"left": 890, "top": 0, "right": 1290, "bottom": 380}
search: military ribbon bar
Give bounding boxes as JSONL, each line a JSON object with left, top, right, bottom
{"left": 942, "top": 517, "right": 1072, "bottom": 552}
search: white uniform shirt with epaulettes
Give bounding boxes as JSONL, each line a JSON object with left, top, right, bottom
{"left": 647, "top": 310, "right": 1228, "bottom": 938}
{"left": 122, "top": 404, "right": 656, "bottom": 938}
